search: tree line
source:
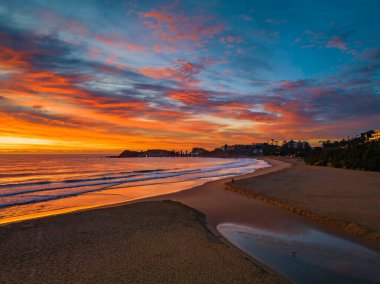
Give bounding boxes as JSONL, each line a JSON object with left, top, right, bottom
{"left": 304, "top": 135, "right": 380, "bottom": 171}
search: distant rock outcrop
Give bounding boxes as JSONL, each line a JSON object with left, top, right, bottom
{"left": 118, "top": 149, "right": 179, "bottom": 158}
{"left": 118, "top": 150, "right": 140, "bottom": 157}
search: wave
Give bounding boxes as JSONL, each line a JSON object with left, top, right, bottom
{"left": 0, "top": 169, "right": 167, "bottom": 189}
{"left": 0, "top": 158, "right": 266, "bottom": 210}
{"left": 0, "top": 168, "right": 204, "bottom": 198}
{"left": 0, "top": 183, "right": 118, "bottom": 209}
{"left": 0, "top": 168, "right": 252, "bottom": 209}
{"left": 0, "top": 180, "right": 52, "bottom": 189}
{"left": 0, "top": 160, "right": 263, "bottom": 198}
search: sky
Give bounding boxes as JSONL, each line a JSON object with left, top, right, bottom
{"left": 0, "top": 0, "right": 379, "bottom": 153}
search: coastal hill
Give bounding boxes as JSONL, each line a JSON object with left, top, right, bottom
{"left": 305, "top": 130, "right": 380, "bottom": 171}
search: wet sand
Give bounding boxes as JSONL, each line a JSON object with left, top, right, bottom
{"left": 144, "top": 158, "right": 292, "bottom": 231}
{"left": 0, "top": 200, "right": 284, "bottom": 283}
{"left": 226, "top": 158, "right": 380, "bottom": 245}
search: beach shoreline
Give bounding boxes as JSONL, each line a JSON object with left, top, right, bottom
{"left": 225, "top": 157, "right": 380, "bottom": 248}
{"left": 0, "top": 157, "right": 277, "bottom": 227}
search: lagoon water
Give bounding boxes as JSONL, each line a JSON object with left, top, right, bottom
{"left": 218, "top": 223, "right": 380, "bottom": 283}
{"left": 0, "top": 154, "right": 269, "bottom": 224}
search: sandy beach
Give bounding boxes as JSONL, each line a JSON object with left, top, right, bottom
{"left": 225, "top": 158, "right": 380, "bottom": 245}
{"left": 0, "top": 200, "right": 285, "bottom": 283}
{"left": 1, "top": 157, "right": 379, "bottom": 282}
{"left": 144, "top": 158, "right": 292, "bottom": 233}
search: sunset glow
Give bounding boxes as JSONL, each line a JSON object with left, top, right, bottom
{"left": 0, "top": 1, "right": 379, "bottom": 153}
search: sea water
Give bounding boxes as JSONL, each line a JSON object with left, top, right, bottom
{"left": 0, "top": 155, "right": 269, "bottom": 224}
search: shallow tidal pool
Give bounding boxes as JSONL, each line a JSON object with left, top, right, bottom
{"left": 218, "top": 223, "right": 380, "bottom": 283}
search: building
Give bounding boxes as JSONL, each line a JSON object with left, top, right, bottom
{"left": 361, "top": 130, "right": 375, "bottom": 142}
{"left": 252, "top": 143, "right": 264, "bottom": 155}
{"left": 369, "top": 130, "right": 380, "bottom": 142}
{"left": 220, "top": 143, "right": 263, "bottom": 155}
{"left": 287, "top": 140, "right": 298, "bottom": 149}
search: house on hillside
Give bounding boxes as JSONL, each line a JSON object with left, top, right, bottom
{"left": 219, "top": 143, "right": 264, "bottom": 155}
{"left": 369, "top": 130, "right": 380, "bottom": 142}
{"left": 361, "top": 130, "right": 375, "bottom": 142}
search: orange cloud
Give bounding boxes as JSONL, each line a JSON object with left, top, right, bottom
{"left": 169, "top": 91, "right": 208, "bottom": 105}
{"left": 140, "top": 11, "right": 174, "bottom": 23}
{"left": 95, "top": 35, "right": 145, "bottom": 52}
{"left": 140, "top": 10, "right": 223, "bottom": 44}
{"left": 138, "top": 66, "right": 175, "bottom": 79}
{"left": 153, "top": 44, "right": 177, "bottom": 53}
{"left": 0, "top": 47, "right": 31, "bottom": 70}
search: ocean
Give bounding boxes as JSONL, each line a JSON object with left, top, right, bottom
{"left": 0, "top": 154, "right": 269, "bottom": 224}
